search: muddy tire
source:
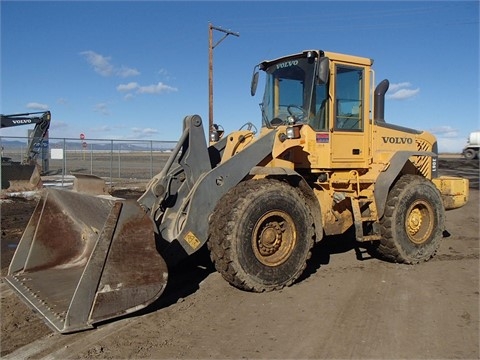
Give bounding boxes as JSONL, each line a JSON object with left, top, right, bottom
{"left": 376, "top": 174, "right": 445, "bottom": 264}
{"left": 207, "top": 179, "right": 315, "bottom": 292}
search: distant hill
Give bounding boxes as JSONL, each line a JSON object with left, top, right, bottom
{"left": 0, "top": 138, "right": 175, "bottom": 152}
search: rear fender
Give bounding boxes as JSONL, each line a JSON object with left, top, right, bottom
{"left": 375, "top": 151, "right": 436, "bottom": 218}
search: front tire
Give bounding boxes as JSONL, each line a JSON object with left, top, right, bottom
{"left": 376, "top": 174, "right": 445, "bottom": 264}
{"left": 208, "top": 179, "right": 315, "bottom": 292}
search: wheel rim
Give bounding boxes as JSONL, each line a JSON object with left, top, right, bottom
{"left": 405, "top": 200, "right": 435, "bottom": 244}
{"left": 252, "top": 210, "right": 296, "bottom": 266}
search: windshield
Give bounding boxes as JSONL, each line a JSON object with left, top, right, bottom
{"left": 261, "top": 56, "right": 328, "bottom": 131}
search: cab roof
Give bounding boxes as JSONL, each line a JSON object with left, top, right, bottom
{"left": 260, "top": 49, "right": 373, "bottom": 68}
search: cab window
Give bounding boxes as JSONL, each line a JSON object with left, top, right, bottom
{"left": 335, "top": 66, "right": 363, "bottom": 131}
{"left": 310, "top": 82, "right": 328, "bottom": 131}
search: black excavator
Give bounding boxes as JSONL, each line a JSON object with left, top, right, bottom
{"left": 1, "top": 111, "right": 51, "bottom": 191}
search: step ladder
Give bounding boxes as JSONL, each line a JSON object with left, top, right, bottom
{"left": 351, "top": 198, "right": 383, "bottom": 242}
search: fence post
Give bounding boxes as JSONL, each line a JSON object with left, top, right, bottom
{"left": 150, "top": 140, "right": 153, "bottom": 178}
{"left": 110, "top": 140, "right": 113, "bottom": 190}
{"left": 62, "top": 138, "right": 66, "bottom": 187}
{"left": 118, "top": 143, "right": 121, "bottom": 178}
{"left": 90, "top": 143, "right": 93, "bottom": 175}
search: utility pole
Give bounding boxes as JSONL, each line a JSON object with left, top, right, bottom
{"left": 208, "top": 23, "right": 239, "bottom": 135}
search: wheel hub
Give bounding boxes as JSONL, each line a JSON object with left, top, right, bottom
{"left": 252, "top": 211, "right": 296, "bottom": 267}
{"left": 258, "top": 222, "right": 283, "bottom": 256}
{"left": 405, "top": 200, "right": 434, "bottom": 245}
{"left": 407, "top": 208, "right": 423, "bottom": 236}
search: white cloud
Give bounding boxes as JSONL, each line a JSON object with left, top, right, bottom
{"left": 91, "top": 125, "right": 111, "bottom": 132}
{"left": 50, "top": 120, "right": 68, "bottom": 130}
{"left": 437, "top": 137, "right": 467, "bottom": 153}
{"left": 117, "top": 81, "right": 178, "bottom": 96}
{"left": 428, "top": 125, "right": 467, "bottom": 153}
{"left": 80, "top": 50, "right": 139, "bottom": 78}
{"left": 158, "top": 68, "right": 169, "bottom": 76}
{"left": 142, "top": 128, "right": 159, "bottom": 135}
{"left": 387, "top": 82, "right": 420, "bottom": 100}
{"left": 430, "top": 125, "right": 459, "bottom": 138}
{"left": 117, "top": 66, "right": 140, "bottom": 78}
{"left": 26, "top": 102, "right": 49, "bottom": 110}
{"left": 158, "top": 68, "right": 174, "bottom": 80}
{"left": 137, "top": 82, "right": 178, "bottom": 94}
{"left": 93, "top": 102, "right": 110, "bottom": 116}
{"left": 117, "top": 82, "right": 139, "bottom": 92}
{"left": 80, "top": 51, "right": 113, "bottom": 76}
{"left": 131, "top": 127, "right": 159, "bottom": 138}
{"left": 388, "top": 82, "right": 411, "bottom": 93}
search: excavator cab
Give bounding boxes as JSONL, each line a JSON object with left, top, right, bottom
{"left": 1, "top": 111, "right": 50, "bottom": 192}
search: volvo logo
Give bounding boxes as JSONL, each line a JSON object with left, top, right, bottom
{"left": 12, "top": 119, "right": 32, "bottom": 124}
{"left": 276, "top": 60, "right": 299, "bottom": 69}
{"left": 382, "top": 136, "right": 413, "bottom": 145}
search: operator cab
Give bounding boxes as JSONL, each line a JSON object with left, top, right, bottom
{"left": 252, "top": 49, "right": 374, "bottom": 167}
{"left": 252, "top": 50, "right": 329, "bottom": 132}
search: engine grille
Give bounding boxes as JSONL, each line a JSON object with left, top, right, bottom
{"left": 415, "top": 138, "right": 432, "bottom": 177}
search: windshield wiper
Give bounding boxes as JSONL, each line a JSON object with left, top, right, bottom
{"left": 259, "top": 102, "right": 272, "bottom": 129}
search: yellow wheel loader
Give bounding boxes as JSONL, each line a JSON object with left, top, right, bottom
{"left": 5, "top": 50, "right": 469, "bottom": 333}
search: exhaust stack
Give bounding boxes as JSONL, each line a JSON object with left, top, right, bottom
{"left": 374, "top": 79, "right": 389, "bottom": 123}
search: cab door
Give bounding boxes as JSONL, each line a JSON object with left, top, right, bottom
{"left": 330, "top": 64, "right": 368, "bottom": 167}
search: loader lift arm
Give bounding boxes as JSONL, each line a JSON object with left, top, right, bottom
{"left": 1, "top": 111, "right": 51, "bottom": 165}
{"left": 139, "top": 114, "right": 277, "bottom": 264}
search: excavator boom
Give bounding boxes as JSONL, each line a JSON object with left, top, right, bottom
{"left": 1, "top": 111, "right": 51, "bottom": 191}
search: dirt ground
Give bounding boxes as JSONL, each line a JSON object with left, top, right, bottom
{"left": 1, "top": 157, "right": 478, "bottom": 359}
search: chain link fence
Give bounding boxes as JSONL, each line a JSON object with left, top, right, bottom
{"left": 1, "top": 136, "right": 178, "bottom": 189}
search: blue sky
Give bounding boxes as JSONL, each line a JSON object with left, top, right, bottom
{"left": 1, "top": 1, "right": 478, "bottom": 153}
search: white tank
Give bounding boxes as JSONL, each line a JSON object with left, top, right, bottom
{"left": 467, "top": 131, "right": 480, "bottom": 146}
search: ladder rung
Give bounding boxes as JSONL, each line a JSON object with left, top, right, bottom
{"left": 358, "top": 234, "right": 383, "bottom": 242}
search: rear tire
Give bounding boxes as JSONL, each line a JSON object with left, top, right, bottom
{"left": 464, "top": 148, "right": 477, "bottom": 160}
{"left": 376, "top": 174, "right": 445, "bottom": 264}
{"left": 207, "top": 179, "right": 315, "bottom": 292}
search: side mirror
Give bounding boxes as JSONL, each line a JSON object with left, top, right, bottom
{"left": 317, "top": 57, "right": 330, "bottom": 84}
{"left": 251, "top": 66, "right": 259, "bottom": 96}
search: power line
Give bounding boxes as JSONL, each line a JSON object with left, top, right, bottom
{"left": 217, "top": 3, "right": 477, "bottom": 33}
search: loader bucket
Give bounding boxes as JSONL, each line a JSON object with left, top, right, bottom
{"left": 5, "top": 187, "right": 168, "bottom": 333}
{"left": 1, "top": 163, "right": 42, "bottom": 191}
{"left": 71, "top": 172, "right": 109, "bottom": 195}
